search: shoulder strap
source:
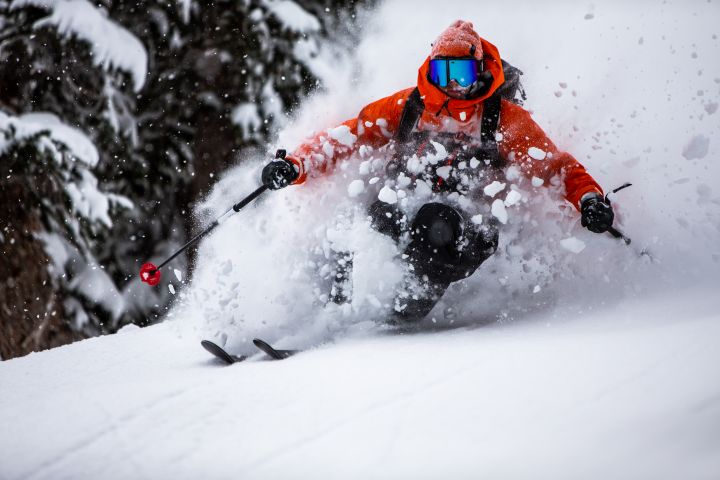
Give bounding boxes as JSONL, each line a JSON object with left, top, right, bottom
{"left": 480, "top": 92, "right": 501, "bottom": 144}
{"left": 395, "top": 87, "right": 425, "bottom": 143}
{"left": 480, "top": 92, "right": 504, "bottom": 168}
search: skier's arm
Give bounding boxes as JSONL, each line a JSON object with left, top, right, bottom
{"left": 497, "top": 100, "right": 603, "bottom": 210}
{"left": 287, "top": 88, "right": 414, "bottom": 184}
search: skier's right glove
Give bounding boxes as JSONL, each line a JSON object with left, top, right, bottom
{"left": 580, "top": 193, "right": 614, "bottom": 233}
{"left": 262, "top": 149, "right": 299, "bottom": 190}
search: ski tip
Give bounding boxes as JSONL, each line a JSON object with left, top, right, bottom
{"left": 201, "top": 340, "right": 245, "bottom": 365}
{"left": 252, "top": 338, "right": 296, "bottom": 360}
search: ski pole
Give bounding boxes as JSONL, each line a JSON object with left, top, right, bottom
{"left": 602, "top": 183, "right": 654, "bottom": 260}
{"left": 604, "top": 183, "right": 633, "bottom": 245}
{"left": 607, "top": 225, "right": 631, "bottom": 245}
{"left": 139, "top": 184, "right": 269, "bottom": 286}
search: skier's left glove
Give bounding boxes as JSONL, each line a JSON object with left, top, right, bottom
{"left": 262, "top": 150, "right": 299, "bottom": 190}
{"left": 580, "top": 192, "right": 614, "bottom": 233}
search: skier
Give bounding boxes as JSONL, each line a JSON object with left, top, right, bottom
{"left": 261, "top": 20, "right": 614, "bottom": 322}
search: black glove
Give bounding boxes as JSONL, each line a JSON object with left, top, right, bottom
{"left": 261, "top": 150, "right": 298, "bottom": 190}
{"left": 581, "top": 194, "right": 615, "bottom": 233}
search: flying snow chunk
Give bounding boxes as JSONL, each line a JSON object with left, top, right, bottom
{"left": 425, "top": 141, "right": 448, "bottom": 164}
{"left": 328, "top": 125, "right": 357, "bottom": 147}
{"left": 505, "top": 165, "right": 520, "bottom": 181}
{"left": 168, "top": 284, "right": 176, "bottom": 295}
{"left": 173, "top": 269, "right": 183, "bottom": 282}
{"left": 533, "top": 285, "right": 541, "bottom": 293}
{"left": 491, "top": 199, "right": 508, "bottom": 224}
{"left": 528, "top": 147, "right": 547, "bottom": 160}
{"left": 322, "top": 141, "right": 334, "bottom": 159}
{"left": 682, "top": 135, "right": 710, "bottom": 160}
{"left": 504, "top": 190, "right": 522, "bottom": 206}
{"left": 358, "top": 160, "right": 371, "bottom": 175}
{"left": 378, "top": 186, "right": 398, "bottom": 204}
{"left": 414, "top": 179, "right": 432, "bottom": 197}
{"left": 531, "top": 176, "right": 545, "bottom": 187}
{"left": 483, "top": 181, "right": 506, "bottom": 198}
{"left": 347, "top": 179, "right": 365, "bottom": 198}
{"left": 471, "top": 214, "right": 483, "bottom": 225}
{"left": 560, "top": 237, "right": 586, "bottom": 253}
{"left": 436, "top": 165, "right": 453, "bottom": 180}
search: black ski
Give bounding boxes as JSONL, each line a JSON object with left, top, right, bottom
{"left": 201, "top": 340, "right": 247, "bottom": 365}
{"left": 253, "top": 338, "right": 297, "bottom": 360}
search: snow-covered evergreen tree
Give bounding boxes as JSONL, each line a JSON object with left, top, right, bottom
{"left": 0, "top": 0, "right": 372, "bottom": 358}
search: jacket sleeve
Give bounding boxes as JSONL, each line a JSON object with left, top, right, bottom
{"left": 289, "top": 88, "right": 414, "bottom": 184}
{"left": 497, "top": 100, "right": 603, "bottom": 210}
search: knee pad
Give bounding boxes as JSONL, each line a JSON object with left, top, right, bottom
{"left": 411, "top": 203, "right": 463, "bottom": 249}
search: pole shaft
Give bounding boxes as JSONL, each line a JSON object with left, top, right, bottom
{"left": 151, "top": 185, "right": 269, "bottom": 274}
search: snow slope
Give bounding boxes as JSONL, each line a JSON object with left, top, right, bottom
{"left": 2, "top": 0, "right": 720, "bottom": 478}
{"left": 1, "top": 287, "right": 719, "bottom": 479}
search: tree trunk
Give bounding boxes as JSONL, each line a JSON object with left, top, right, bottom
{"left": 0, "top": 182, "right": 85, "bottom": 360}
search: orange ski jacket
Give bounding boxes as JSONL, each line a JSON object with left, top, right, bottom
{"left": 287, "top": 37, "right": 603, "bottom": 210}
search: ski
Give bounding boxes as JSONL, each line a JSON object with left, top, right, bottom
{"left": 253, "top": 338, "right": 297, "bottom": 360}
{"left": 201, "top": 340, "right": 247, "bottom": 365}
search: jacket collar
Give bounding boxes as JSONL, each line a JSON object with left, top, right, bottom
{"left": 416, "top": 37, "right": 505, "bottom": 121}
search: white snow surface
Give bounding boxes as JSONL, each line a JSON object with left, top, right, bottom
{"left": 1, "top": 288, "right": 719, "bottom": 479}
{"left": 12, "top": 0, "right": 148, "bottom": 92}
{"left": 4, "top": 0, "right": 720, "bottom": 478}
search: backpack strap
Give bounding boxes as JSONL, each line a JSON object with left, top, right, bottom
{"left": 480, "top": 92, "right": 501, "bottom": 144}
{"left": 395, "top": 87, "right": 425, "bottom": 143}
{"left": 396, "top": 86, "right": 504, "bottom": 169}
{"left": 479, "top": 92, "right": 504, "bottom": 168}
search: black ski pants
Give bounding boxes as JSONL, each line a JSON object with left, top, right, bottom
{"left": 368, "top": 200, "right": 499, "bottom": 321}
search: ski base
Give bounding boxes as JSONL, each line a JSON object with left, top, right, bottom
{"left": 201, "top": 340, "right": 247, "bottom": 365}
{"left": 253, "top": 338, "right": 297, "bottom": 360}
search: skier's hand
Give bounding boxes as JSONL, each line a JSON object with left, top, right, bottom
{"left": 580, "top": 193, "right": 614, "bottom": 233}
{"left": 262, "top": 152, "right": 299, "bottom": 190}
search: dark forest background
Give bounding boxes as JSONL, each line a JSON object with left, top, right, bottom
{"left": 0, "top": 0, "right": 372, "bottom": 359}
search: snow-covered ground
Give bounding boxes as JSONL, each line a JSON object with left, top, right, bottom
{"left": 2, "top": 0, "right": 720, "bottom": 478}
{"left": 1, "top": 287, "right": 719, "bottom": 479}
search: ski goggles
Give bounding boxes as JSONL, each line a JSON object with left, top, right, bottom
{"left": 428, "top": 57, "right": 482, "bottom": 88}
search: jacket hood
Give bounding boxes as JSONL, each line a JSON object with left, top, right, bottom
{"left": 417, "top": 37, "right": 505, "bottom": 121}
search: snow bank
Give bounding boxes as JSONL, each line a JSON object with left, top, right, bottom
{"left": 12, "top": 0, "right": 148, "bottom": 92}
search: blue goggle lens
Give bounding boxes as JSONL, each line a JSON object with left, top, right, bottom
{"left": 429, "top": 58, "right": 479, "bottom": 88}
